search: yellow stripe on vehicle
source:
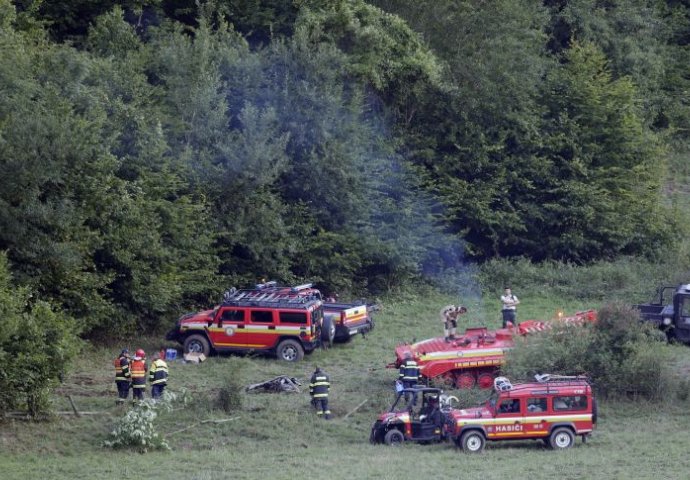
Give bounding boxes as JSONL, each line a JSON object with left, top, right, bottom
{"left": 456, "top": 414, "right": 591, "bottom": 426}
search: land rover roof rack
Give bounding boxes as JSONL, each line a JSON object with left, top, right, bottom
{"left": 534, "top": 374, "right": 589, "bottom": 384}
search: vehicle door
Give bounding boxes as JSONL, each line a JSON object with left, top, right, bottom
{"left": 522, "top": 396, "right": 549, "bottom": 438}
{"left": 678, "top": 294, "right": 690, "bottom": 330}
{"left": 209, "top": 307, "right": 247, "bottom": 350}
{"left": 551, "top": 394, "right": 592, "bottom": 433}
{"left": 489, "top": 397, "right": 525, "bottom": 439}
{"left": 245, "top": 309, "right": 278, "bottom": 349}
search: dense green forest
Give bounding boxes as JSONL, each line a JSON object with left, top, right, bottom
{"left": 1, "top": 0, "right": 690, "bottom": 412}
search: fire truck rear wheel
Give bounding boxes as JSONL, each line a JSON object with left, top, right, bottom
{"left": 276, "top": 339, "right": 304, "bottom": 362}
{"left": 384, "top": 429, "right": 404, "bottom": 446}
{"left": 549, "top": 427, "right": 574, "bottom": 450}
{"left": 184, "top": 334, "right": 210, "bottom": 356}
{"left": 460, "top": 431, "right": 485, "bottom": 453}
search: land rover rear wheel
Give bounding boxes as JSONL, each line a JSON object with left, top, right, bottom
{"left": 384, "top": 429, "right": 404, "bottom": 446}
{"left": 549, "top": 427, "right": 575, "bottom": 450}
{"left": 276, "top": 339, "right": 304, "bottom": 362}
{"left": 460, "top": 431, "right": 485, "bottom": 453}
{"left": 183, "top": 334, "right": 210, "bottom": 356}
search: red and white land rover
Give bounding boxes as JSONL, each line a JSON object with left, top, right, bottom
{"left": 447, "top": 375, "right": 597, "bottom": 453}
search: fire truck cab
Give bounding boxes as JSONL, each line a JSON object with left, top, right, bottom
{"left": 166, "top": 287, "right": 322, "bottom": 362}
{"left": 447, "top": 375, "right": 597, "bottom": 453}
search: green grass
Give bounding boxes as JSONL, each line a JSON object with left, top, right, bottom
{"left": 2, "top": 290, "right": 690, "bottom": 479}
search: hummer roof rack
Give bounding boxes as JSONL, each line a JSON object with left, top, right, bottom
{"left": 221, "top": 289, "right": 321, "bottom": 309}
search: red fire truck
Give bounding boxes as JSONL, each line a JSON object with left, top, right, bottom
{"left": 390, "top": 310, "right": 597, "bottom": 388}
{"left": 447, "top": 375, "right": 597, "bottom": 453}
{"left": 166, "top": 287, "right": 323, "bottom": 361}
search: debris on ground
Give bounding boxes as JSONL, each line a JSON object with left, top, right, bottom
{"left": 245, "top": 376, "right": 302, "bottom": 393}
{"left": 183, "top": 352, "right": 206, "bottom": 363}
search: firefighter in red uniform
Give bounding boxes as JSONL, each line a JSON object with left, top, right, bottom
{"left": 309, "top": 366, "right": 331, "bottom": 419}
{"left": 148, "top": 352, "right": 169, "bottom": 400}
{"left": 113, "top": 348, "right": 131, "bottom": 404}
{"left": 130, "top": 349, "right": 148, "bottom": 403}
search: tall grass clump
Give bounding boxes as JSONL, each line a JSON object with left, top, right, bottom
{"left": 503, "top": 302, "right": 672, "bottom": 400}
{"left": 477, "top": 256, "right": 690, "bottom": 303}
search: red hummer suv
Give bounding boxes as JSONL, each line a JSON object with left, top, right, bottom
{"left": 166, "top": 288, "right": 323, "bottom": 362}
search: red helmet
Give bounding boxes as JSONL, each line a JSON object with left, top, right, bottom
{"left": 135, "top": 348, "right": 146, "bottom": 358}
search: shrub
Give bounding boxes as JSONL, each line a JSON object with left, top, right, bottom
{"left": 103, "top": 395, "right": 175, "bottom": 452}
{"left": 0, "top": 253, "right": 80, "bottom": 417}
{"left": 216, "top": 375, "right": 243, "bottom": 413}
{"left": 503, "top": 302, "right": 672, "bottom": 400}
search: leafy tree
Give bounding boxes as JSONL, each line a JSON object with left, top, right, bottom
{"left": 0, "top": 252, "right": 80, "bottom": 417}
{"left": 538, "top": 41, "right": 675, "bottom": 261}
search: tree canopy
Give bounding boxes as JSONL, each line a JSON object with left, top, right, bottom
{"left": 1, "top": 0, "right": 687, "bottom": 344}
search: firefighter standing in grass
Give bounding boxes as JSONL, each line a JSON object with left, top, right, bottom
{"left": 130, "top": 349, "right": 148, "bottom": 403}
{"left": 113, "top": 348, "right": 131, "bottom": 404}
{"left": 148, "top": 352, "right": 169, "bottom": 400}
{"left": 440, "top": 305, "right": 467, "bottom": 342}
{"left": 399, "top": 352, "right": 421, "bottom": 404}
{"left": 309, "top": 366, "right": 331, "bottom": 419}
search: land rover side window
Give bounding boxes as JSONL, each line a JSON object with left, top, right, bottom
{"left": 553, "top": 395, "right": 588, "bottom": 411}
{"left": 219, "top": 309, "right": 243, "bottom": 326}
{"left": 251, "top": 310, "right": 273, "bottom": 323}
{"left": 497, "top": 398, "right": 520, "bottom": 414}
{"left": 526, "top": 397, "right": 547, "bottom": 413}
{"left": 280, "top": 312, "right": 307, "bottom": 325}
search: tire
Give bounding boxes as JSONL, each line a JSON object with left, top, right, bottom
{"left": 321, "top": 316, "right": 335, "bottom": 348}
{"left": 460, "top": 430, "right": 485, "bottom": 453}
{"left": 549, "top": 427, "right": 575, "bottom": 450}
{"left": 276, "top": 339, "right": 304, "bottom": 362}
{"left": 183, "top": 334, "right": 211, "bottom": 356}
{"left": 456, "top": 372, "right": 476, "bottom": 389}
{"left": 477, "top": 373, "right": 495, "bottom": 389}
{"left": 384, "top": 429, "right": 405, "bottom": 446}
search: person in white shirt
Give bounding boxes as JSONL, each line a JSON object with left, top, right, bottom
{"left": 500, "top": 287, "right": 520, "bottom": 327}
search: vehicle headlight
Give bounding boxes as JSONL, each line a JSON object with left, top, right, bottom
{"left": 663, "top": 317, "right": 672, "bottom": 326}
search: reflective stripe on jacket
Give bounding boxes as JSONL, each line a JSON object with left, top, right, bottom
{"left": 148, "top": 358, "right": 169, "bottom": 386}
{"left": 399, "top": 359, "right": 420, "bottom": 382}
{"left": 114, "top": 356, "right": 130, "bottom": 381}
{"left": 309, "top": 372, "right": 330, "bottom": 398}
{"left": 130, "top": 359, "right": 147, "bottom": 389}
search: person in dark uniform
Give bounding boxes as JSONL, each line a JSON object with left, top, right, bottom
{"left": 309, "top": 366, "right": 331, "bottom": 419}
{"left": 113, "top": 348, "right": 131, "bottom": 404}
{"left": 148, "top": 352, "right": 169, "bottom": 400}
{"left": 399, "top": 353, "right": 421, "bottom": 404}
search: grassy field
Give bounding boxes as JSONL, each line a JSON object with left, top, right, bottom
{"left": 1, "top": 290, "right": 690, "bottom": 480}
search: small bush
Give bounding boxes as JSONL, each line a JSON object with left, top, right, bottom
{"left": 503, "top": 302, "right": 672, "bottom": 400}
{"left": 103, "top": 395, "right": 175, "bottom": 452}
{"left": 217, "top": 376, "right": 243, "bottom": 413}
